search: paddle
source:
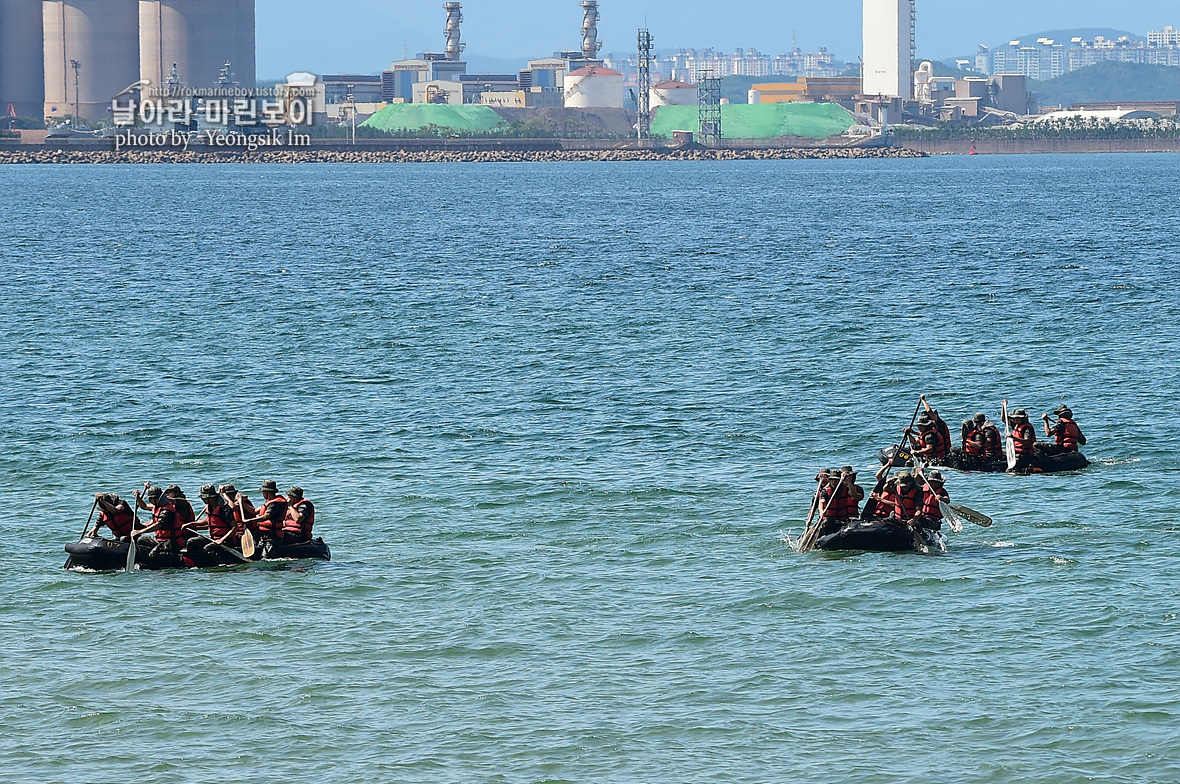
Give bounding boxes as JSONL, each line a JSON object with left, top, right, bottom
{"left": 1001, "top": 399, "right": 1017, "bottom": 470}
{"left": 238, "top": 497, "right": 256, "bottom": 559}
{"left": 949, "top": 504, "right": 993, "bottom": 527}
{"left": 863, "top": 396, "right": 924, "bottom": 519}
{"left": 798, "top": 474, "right": 839, "bottom": 553}
{"left": 125, "top": 491, "right": 140, "bottom": 574}
{"left": 184, "top": 526, "right": 248, "bottom": 563}
{"left": 79, "top": 497, "right": 99, "bottom": 539}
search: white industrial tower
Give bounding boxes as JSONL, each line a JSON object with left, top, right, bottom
{"left": 862, "top": 0, "right": 915, "bottom": 99}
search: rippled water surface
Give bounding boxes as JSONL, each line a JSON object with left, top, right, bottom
{"left": 2, "top": 154, "right": 1179, "bottom": 783}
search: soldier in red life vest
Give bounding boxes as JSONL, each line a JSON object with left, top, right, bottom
{"left": 961, "top": 417, "right": 986, "bottom": 458}
{"left": 133, "top": 485, "right": 187, "bottom": 558}
{"left": 906, "top": 414, "right": 948, "bottom": 462}
{"left": 220, "top": 484, "right": 257, "bottom": 537}
{"left": 1040, "top": 404, "right": 1087, "bottom": 456}
{"left": 835, "top": 467, "right": 863, "bottom": 520}
{"left": 243, "top": 480, "right": 288, "bottom": 556}
{"left": 186, "top": 484, "right": 241, "bottom": 555}
{"left": 89, "top": 493, "right": 134, "bottom": 540}
{"left": 867, "top": 464, "right": 899, "bottom": 520}
{"left": 919, "top": 396, "right": 953, "bottom": 460}
{"left": 915, "top": 469, "right": 950, "bottom": 532}
{"left": 1007, "top": 408, "right": 1038, "bottom": 473}
{"left": 283, "top": 486, "right": 316, "bottom": 545}
{"left": 817, "top": 470, "right": 847, "bottom": 536}
{"left": 165, "top": 485, "right": 196, "bottom": 528}
{"left": 889, "top": 472, "right": 923, "bottom": 526}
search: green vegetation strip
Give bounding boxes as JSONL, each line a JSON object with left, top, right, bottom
{"left": 650, "top": 103, "right": 855, "bottom": 139}
{"left": 361, "top": 104, "right": 506, "bottom": 134}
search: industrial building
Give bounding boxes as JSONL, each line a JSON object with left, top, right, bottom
{"left": 0, "top": 0, "right": 255, "bottom": 124}
{"left": 0, "top": 0, "right": 44, "bottom": 118}
{"left": 749, "top": 78, "right": 861, "bottom": 105}
{"left": 862, "top": 0, "right": 914, "bottom": 99}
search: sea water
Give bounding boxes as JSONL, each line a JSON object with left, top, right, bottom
{"left": 1, "top": 154, "right": 1178, "bottom": 783}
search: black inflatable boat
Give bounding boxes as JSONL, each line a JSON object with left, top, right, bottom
{"left": 816, "top": 519, "right": 946, "bottom": 553}
{"left": 877, "top": 445, "right": 1090, "bottom": 474}
{"left": 64, "top": 536, "right": 331, "bottom": 571}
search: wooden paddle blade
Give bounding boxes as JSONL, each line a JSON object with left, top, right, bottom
{"left": 125, "top": 537, "right": 137, "bottom": 573}
{"left": 241, "top": 529, "right": 256, "bottom": 559}
{"left": 950, "top": 504, "right": 993, "bottom": 527}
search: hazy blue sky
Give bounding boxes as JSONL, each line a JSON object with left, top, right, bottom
{"left": 257, "top": 0, "right": 1173, "bottom": 77}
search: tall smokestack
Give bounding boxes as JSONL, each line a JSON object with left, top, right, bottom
{"left": 580, "top": 1, "right": 600, "bottom": 61}
{"left": 444, "top": 2, "right": 464, "bottom": 60}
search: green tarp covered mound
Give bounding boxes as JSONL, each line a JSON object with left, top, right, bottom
{"left": 361, "top": 104, "right": 506, "bottom": 134}
{"left": 650, "top": 103, "right": 856, "bottom": 139}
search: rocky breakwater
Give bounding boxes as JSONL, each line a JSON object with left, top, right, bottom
{"left": 0, "top": 147, "right": 925, "bottom": 165}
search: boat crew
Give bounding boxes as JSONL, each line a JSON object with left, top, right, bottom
{"left": 243, "top": 480, "right": 288, "bottom": 556}
{"left": 283, "top": 486, "right": 315, "bottom": 545}
{"left": 89, "top": 493, "right": 134, "bottom": 540}
{"left": 1041, "top": 405, "right": 1086, "bottom": 456}
{"left": 1007, "top": 408, "right": 1037, "bottom": 473}
{"left": 188, "top": 484, "right": 240, "bottom": 554}
{"left": 916, "top": 469, "right": 949, "bottom": 532}
{"left": 133, "top": 485, "right": 187, "bottom": 557}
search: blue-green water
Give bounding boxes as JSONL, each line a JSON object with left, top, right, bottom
{"left": 1, "top": 155, "right": 1179, "bottom": 783}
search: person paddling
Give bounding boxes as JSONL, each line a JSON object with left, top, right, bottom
{"left": 1040, "top": 404, "right": 1086, "bottom": 456}
{"left": 976, "top": 413, "right": 1003, "bottom": 461}
{"left": 1007, "top": 408, "right": 1037, "bottom": 473}
{"left": 132, "top": 485, "right": 186, "bottom": 559}
{"left": 906, "top": 414, "right": 948, "bottom": 463}
{"left": 915, "top": 469, "right": 950, "bottom": 532}
{"left": 242, "top": 480, "right": 288, "bottom": 557}
{"left": 283, "top": 486, "right": 316, "bottom": 546}
{"left": 165, "top": 485, "right": 197, "bottom": 528}
{"left": 89, "top": 493, "right": 134, "bottom": 541}
{"left": 919, "top": 395, "right": 952, "bottom": 460}
{"left": 186, "top": 484, "right": 241, "bottom": 556}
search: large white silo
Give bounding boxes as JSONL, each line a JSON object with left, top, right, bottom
{"left": 139, "top": 0, "right": 255, "bottom": 92}
{"left": 862, "top": 0, "right": 914, "bottom": 99}
{"left": 43, "top": 0, "right": 141, "bottom": 123}
{"left": 0, "top": 0, "right": 45, "bottom": 118}
{"left": 650, "top": 79, "right": 695, "bottom": 108}
{"left": 563, "top": 65, "right": 622, "bottom": 109}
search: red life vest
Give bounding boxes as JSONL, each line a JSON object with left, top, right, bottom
{"left": 875, "top": 485, "right": 898, "bottom": 518}
{"left": 1013, "top": 422, "right": 1036, "bottom": 455}
{"left": 173, "top": 498, "right": 196, "bottom": 526}
{"left": 1056, "top": 418, "right": 1082, "bottom": 452}
{"left": 963, "top": 427, "right": 985, "bottom": 457}
{"left": 152, "top": 500, "right": 185, "bottom": 546}
{"left": 983, "top": 426, "right": 1002, "bottom": 458}
{"left": 100, "top": 508, "right": 134, "bottom": 538}
{"left": 841, "top": 485, "right": 860, "bottom": 520}
{"left": 285, "top": 498, "right": 315, "bottom": 537}
{"left": 921, "top": 486, "right": 948, "bottom": 519}
{"left": 257, "top": 495, "right": 289, "bottom": 535}
{"left": 893, "top": 486, "right": 921, "bottom": 520}
{"left": 935, "top": 420, "right": 952, "bottom": 458}
{"left": 207, "top": 503, "right": 238, "bottom": 541}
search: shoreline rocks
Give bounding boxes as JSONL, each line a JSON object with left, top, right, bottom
{"left": 0, "top": 147, "right": 926, "bottom": 165}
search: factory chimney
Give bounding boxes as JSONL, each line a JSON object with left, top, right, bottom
{"left": 580, "top": 0, "right": 601, "bottom": 61}
{"left": 444, "top": 2, "right": 464, "bottom": 60}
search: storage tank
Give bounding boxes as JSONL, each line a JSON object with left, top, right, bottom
{"left": 0, "top": 0, "right": 45, "bottom": 118}
{"left": 563, "top": 65, "right": 622, "bottom": 109}
{"left": 43, "top": 0, "right": 140, "bottom": 123}
{"left": 140, "top": 0, "right": 255, "bottom": 92}
{"left": 651, "top": 79, "right": 695, "bottom": 108}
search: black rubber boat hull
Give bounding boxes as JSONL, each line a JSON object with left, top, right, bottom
{"left": 816, "top": 519, "right": 945, "bottom": 553}
{"left": 877, "top": 445, "right": 1090, "bottom": 474}
{"left": 64, "top": 536, "right": 331, "bottom": 571}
